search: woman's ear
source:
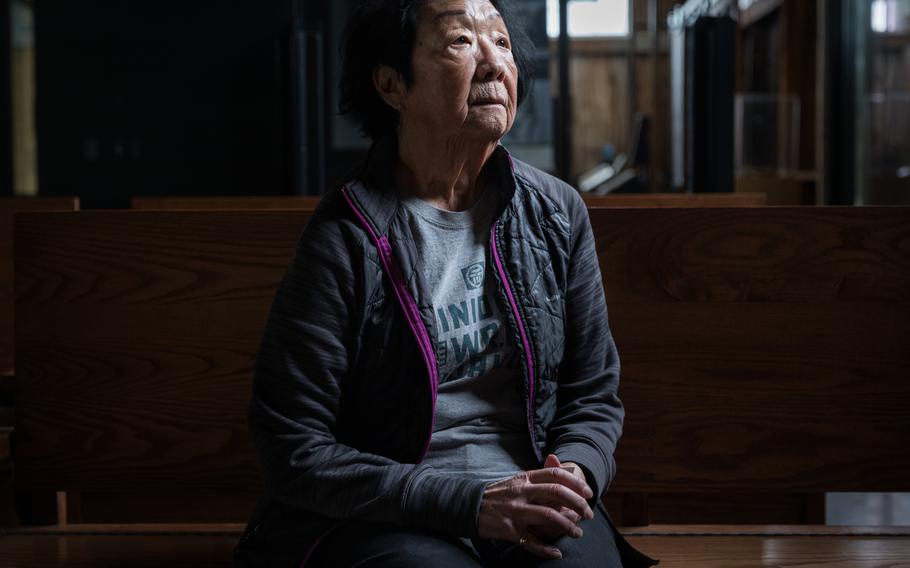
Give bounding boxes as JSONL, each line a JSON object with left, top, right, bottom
{"left": 373, "top": 65, "right": 406, "bottom": 112}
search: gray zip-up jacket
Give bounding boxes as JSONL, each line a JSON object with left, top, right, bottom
{"left": 234, "top": 138, "right": 652, "bottom": 567}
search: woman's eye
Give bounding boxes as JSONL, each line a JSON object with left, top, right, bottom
{"left": 453, "top": 35, "right": 469, "bottom": 45}
{"left": 497, "top": 38, "right": 509, "bottom": 48}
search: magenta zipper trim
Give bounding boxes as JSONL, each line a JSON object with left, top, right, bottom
{"left": 490, "top": 219, "right": 541, "bottom": 461}
{"left": 341, "top": 186, "right": 439, "bottom": 460}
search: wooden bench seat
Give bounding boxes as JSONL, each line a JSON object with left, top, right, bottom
{"left": 0, "top": 524, "right": 242, "bottom": 568}
{"left": 623, "top": 533, "right": 910, "bottom": 567}
{"left": 8, "top": 206, "right": 910, "bottom": 565}
{"left": 2, "top": 524, "right": 909, "bottom": 567}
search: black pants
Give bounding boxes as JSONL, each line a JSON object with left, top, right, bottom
{"left": 307, "top": 502, "right": 623, "bottom": 568}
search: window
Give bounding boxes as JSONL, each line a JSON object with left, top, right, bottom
{"left": 546, "top": 0, "right": 629, "bottom": 38}
{"left": 870, "top": 0, "right": 910, "bottom": 34}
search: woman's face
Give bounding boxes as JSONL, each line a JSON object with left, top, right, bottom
{"left": 397, "top": 0, "right": 519, "bottom": 143}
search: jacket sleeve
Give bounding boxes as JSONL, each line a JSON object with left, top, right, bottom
{"left": 248, "top": 205, "right": 487, "bottom": 537}
{"left": 548, "top": 192, "right": 625, "bottom": 501}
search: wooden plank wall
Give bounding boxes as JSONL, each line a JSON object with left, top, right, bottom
{"left": 560, "top": 0, "right": 675, "bottom": 187}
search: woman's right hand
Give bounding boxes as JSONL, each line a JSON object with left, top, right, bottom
{"left": 476, "top": 466, "right": 595, "bottom": 559}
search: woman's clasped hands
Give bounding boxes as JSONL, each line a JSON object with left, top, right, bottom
{"left": 477, "top": 454, "right": 595, "bottom": 559}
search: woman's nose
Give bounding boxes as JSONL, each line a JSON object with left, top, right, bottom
{"left": 475, "top": 38, "right": 506, "bottom": 82}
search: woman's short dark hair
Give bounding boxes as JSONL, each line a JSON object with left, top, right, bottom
{"left": 339, "top": 0, "right": 534, "bottom": 141}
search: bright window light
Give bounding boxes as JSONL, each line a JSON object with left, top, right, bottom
{"left": 871, "top": 0, "right": 888, "bottom": 33}
{"left": 546, "top": 0, "right": 630, "bottom": 38}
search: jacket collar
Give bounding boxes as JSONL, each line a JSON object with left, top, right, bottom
{"left": 345, "top": 135, "right": 518, "bottom": 237}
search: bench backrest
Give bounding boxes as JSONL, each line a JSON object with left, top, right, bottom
{"left": 132, "top": 192, "right": 766, "bottom": 211}
{"left": 599, "top": 207, "right": 910, "bottom": 492}
{"left": 1, "top": 198, "right": 80, "bottom": 377}
{"left": 13, "top": 207, "right": 909, "bottom": 507}
{"left": 15, "top": 210, "right": 307, "bottom": 496}
{"left": 131, "top": 196, "right": 322, "bottom": 210}
{"left": 585, "top": 192, "right": 767, "bottom": 208}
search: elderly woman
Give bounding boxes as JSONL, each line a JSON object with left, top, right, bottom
{"left": 235, "top": 1, "right": 656, "bottom": 567}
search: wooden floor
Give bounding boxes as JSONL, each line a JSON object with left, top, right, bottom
{"left": 626, "top": 535, "right": 910, "bottom": 567}
{"left": 0, "top": 535, "right": 236, "bottom": 567}
{"left": 1, "top": 525, "right": 909, "bottom": 567}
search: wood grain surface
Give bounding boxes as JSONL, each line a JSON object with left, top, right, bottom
{"left": 0, "top": 531, "right": 909, "bottom": 567}
{"left": 0, "top": 533, "right": 239, "bottom": 567}
{"left": 13, "top": 207, "right": 910, "bottom": 502}
{"left": 583, "top": 192, "right": 767, "bottom": 208}
{"left": 0, "top": 198, "right": 79, "bottom": 378}
{"left": 15, "top": 211, "right": 309, "bottom": 492}
{"left": 72, "top": 492, "right": 258, "bottom": 523}
{"left": 131, "top": 196, "right": 322, "bottom": 210}
{"left": 593, "top": 207, "right": 910, "bottom": 492}
{"left": 603, "top": 492, "right": 827, "bottom": 526}
{"left": 622, "top": 535, "right": 910, "bottom": 567}
{"left": 622, "top": 525, "right": 910, "bottom": 537}
{"left": 130, "top": 192, "right": 767, "bottom": 212}
{"left": 1, "top": 523, "right": 244, "bottom": 535}
{"left": 9, "top": 523, "right": 908, "bottom": 536}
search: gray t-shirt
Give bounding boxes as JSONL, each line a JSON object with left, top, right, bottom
{"left": 400, "top": 185, "right": 538, "bottom": 483}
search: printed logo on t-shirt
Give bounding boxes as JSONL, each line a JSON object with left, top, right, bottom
{"left": 461, "top": 262, "right": 485, "bottom": 290}
{"left": 434, "top": 262, "right": 521, "bottom": 383}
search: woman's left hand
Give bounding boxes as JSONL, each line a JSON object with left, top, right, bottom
{"left": 525, "top": 454, "right": 592, "bottom": 541}
{"left": 545, "top": 454, "right": 588, "bottom": 488}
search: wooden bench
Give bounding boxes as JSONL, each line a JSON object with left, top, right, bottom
{"left": 131, "top": 192, "right": 767, "bottom": 211}
{"left": 1, "top": 524, "right": 909, "bottom": 567}
{"left": 131, "top": 195, "right": 323, "bottom": 210}
{"left": 7, "top": 206, "right": 909, "bottom": 566}
{"left": 0, "top": 198, "right": 80, "bottom": 379}
{"left": 585, "top": 192, "right": 767, "bottom": 208}
{"left": 0, "top": 198, "right": 79, "bottom": 480}
{"left": 598, "top": 206, "right": 910, "bottom": 538}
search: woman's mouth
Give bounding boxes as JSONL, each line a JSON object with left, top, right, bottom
{"left": 471, "top": 99, "right": 505, "bottom": 107}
